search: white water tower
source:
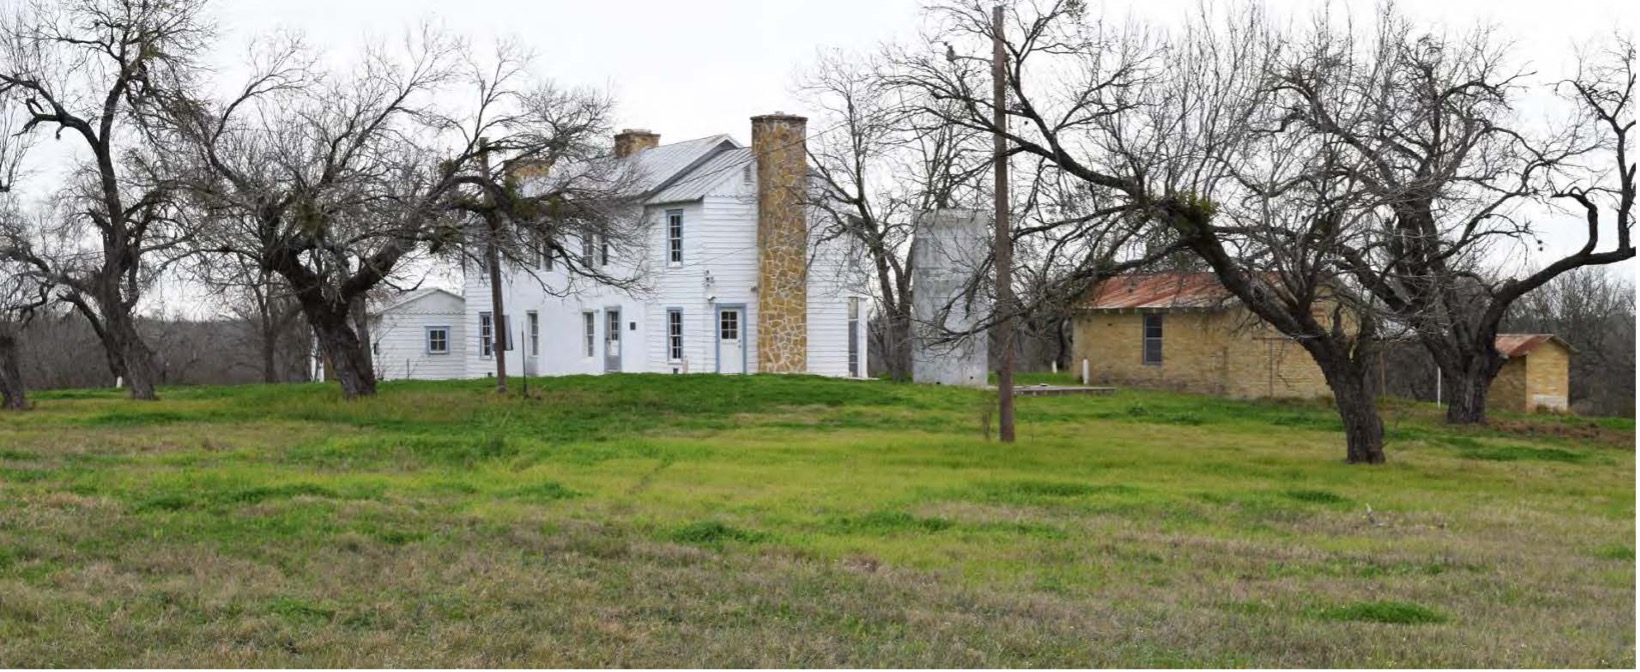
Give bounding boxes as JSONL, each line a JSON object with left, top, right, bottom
{"left": 911, "top": 209, "right": 990, "bottom": 387}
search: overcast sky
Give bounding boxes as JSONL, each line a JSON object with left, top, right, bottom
{"left": 111, "top": 0, "right": 1637, "bottom": 312}
{"left": 214, "top": 0, "right": 1630, "bottom": 144}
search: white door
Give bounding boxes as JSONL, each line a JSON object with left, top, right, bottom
{"left": 604, "top": 308, "right": 622, "bottom": 373}
{"left": 717, "top": 307, "right": 745, "bottom": 374}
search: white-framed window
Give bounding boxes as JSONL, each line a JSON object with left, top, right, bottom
{"left": 667, "top": 308, "right": 684, "bottom": 361}
{"left": 527, "top": 311, "right": 539, "bottom": 357}
{"left": 425, "top": 326, "right": 450, "bottom": 355}
{"left": 600, "top": 234, "right": 610, "bottom": 266}
{"left": 1142, "top": 313, "right": 1163, "bottom": 365}
{"left": 666, "top": 209, "right": 684, "bottom": 265}
{"left": 581, "top": 235, "right": 594, "bottom": 267}
{"left": 479, "top": 312, "right": 494, "bottom": 358}
{"left": 582, "top": 311, "right": 596, "bottom": 357}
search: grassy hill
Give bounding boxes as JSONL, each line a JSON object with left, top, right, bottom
{"left": 0, "top": 375, "right": 1632, "bottom": 666}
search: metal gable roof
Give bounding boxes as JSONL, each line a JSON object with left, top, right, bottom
{"left": 519, "top": 134, "right": 741, "bottom": 199}
{"left": 626, "top": 134, "right": 741, "bottom": 196}
{"left": 1495, "top": 333, "right": 1575, "bottom": 358}
{"left": 647, "top": 147, "right": 753, "bottom": 204}
{"left": 1078, "top": 272, "right": 1237, "bottom": 311}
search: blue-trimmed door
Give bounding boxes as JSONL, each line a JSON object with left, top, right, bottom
{"left": 715, "top": 305, "right": 746, "bottom": 374}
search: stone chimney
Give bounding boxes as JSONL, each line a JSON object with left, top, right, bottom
{"left": 613, "top": 129, "right": 660, "bottom": 158}
{"left": 751, "top": 112, "right": 809, "bottom": 374}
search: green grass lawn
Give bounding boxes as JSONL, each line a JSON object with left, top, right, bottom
{"left": 0, "top": 375, "right": 1632, "bottom": 666}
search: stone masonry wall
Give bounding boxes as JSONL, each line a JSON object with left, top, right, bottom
{"left": 752, "top": 114, "right": 809, "bottom": 373}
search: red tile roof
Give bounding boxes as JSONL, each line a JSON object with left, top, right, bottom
{"left": 1079, "top": 272, "right": 1236, "bottom": 311}
{"left": 1495, "top": 333, "right": 1572, "bottom": 358}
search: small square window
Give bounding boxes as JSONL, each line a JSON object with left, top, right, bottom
{"left": 426, "top": 327, "right": 449, "bottom": 355}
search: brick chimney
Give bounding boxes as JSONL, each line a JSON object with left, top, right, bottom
{"left": 613, "top": 129, "right": 660, "bottom": 158}
{"left": 751, "top": 112, "right": 809, "bottom": 374}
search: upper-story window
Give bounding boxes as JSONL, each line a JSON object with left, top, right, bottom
{"left": 667, "top": 210, "right": 684, "bottom": 265}
{"left": 479, "top": 312, "right": 494, "bottom": 358}
{"left": 535, "top": 232, "right": 554, "bottom": 271}
{"left": 580, "top": 235, "right": 594, "bottom": 267}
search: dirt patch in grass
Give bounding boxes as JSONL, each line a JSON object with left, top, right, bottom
{"left": 1487, "top": 418, "right": 1631, "bottom": 448}
{"left": 1458, "top": 445, "right": 1587, "bottom": 463}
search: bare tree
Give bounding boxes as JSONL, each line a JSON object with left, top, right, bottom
{"left": 800, "top": 49, "right": 991, "bottom": 381}
{"left": 155, "top": 29, "right": 465, "bottom": 399}
{"left": 196, "top": 256, "right": 307, "bottom": 383}
{"left": 161, "top": 32, "right": 639, "bottom": 398}
{"left": 0, "top": 248, "right": 50, "bottom": 409}
{"left": 1271, "top": 10, "right": 1635, "bottom": 424}
{"left": 888, "top": 1, "right": 1409, "bottom": 462}
{"left": 430, "top": 50, "right": 640, "bottom": 393}
{"left": 0, "top": 0, "right": 209, "bottom": 400}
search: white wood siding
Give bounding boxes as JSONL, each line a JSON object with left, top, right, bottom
{"left": 373, "top": 291, "right": 466, "bottom": 380}
{"left": 436, "top": 145, "right": 870, "bottom": 381}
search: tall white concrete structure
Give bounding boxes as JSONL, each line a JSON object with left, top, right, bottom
{"left": 911, "top": 209, "right": 990, "bottom": 387}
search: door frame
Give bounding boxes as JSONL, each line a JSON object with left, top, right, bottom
{"left": 603, "top": 305, "right": 623, "bottom": 373}
{"left": 714, "top": 303, "right": 748, "bottom": 374}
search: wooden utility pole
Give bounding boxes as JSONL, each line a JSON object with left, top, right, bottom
{"left": 480, "top": 137, "right": 509, "bottom": 394}
{"left": 992, "top": 4, "right": 1015, "bottom": 443}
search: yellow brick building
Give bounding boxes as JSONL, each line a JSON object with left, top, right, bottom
{"left": 1072, "top": 274, "right": 1576, "bottom": 410}
{"left": 1071, "top": 273, "right": 1331, "bottom": 399}
{"left": 1487, "top": 334, "right": 1573, "bottom": 413}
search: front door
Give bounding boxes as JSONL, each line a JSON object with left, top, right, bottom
{"left": 604, "top": 308, "right": 622, "bottom": 373}
{"left": 717, "top": 307, "right": 745, "bottom": 374}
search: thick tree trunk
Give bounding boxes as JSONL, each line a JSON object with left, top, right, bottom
{"left": 350, "top": 295, "right": 375, "bottom": 382}
{"left": 1443, "top": 357, "right": 1501, "bottom": 424}
{"left": 100, "top": 302, "right": 159, "bottom": 401}
{"left": 884, "top": 306, "right": 913, "bottom": 382}
{"left": 0, "top": 328, "right": 27, "bottom": 411}
{"left": 1312, "top": 349, "right": 1386, "bottom": 464}
{"left": 1333, "top": 377, "right": 1386, "bottom": 464}
{"left": 261, "top": 317, "right": 279, "bottom": 384}
{"left": 305, "top": 300, "right": 377, "bottom": 399}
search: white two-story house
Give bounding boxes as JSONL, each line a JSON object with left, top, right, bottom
{"left": 371, "top": 113, "right": 871, "bottom": 381}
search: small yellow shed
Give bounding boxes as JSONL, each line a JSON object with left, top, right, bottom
{"left": 1487, "top": 334, "right": 1573, "bottom": 414}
